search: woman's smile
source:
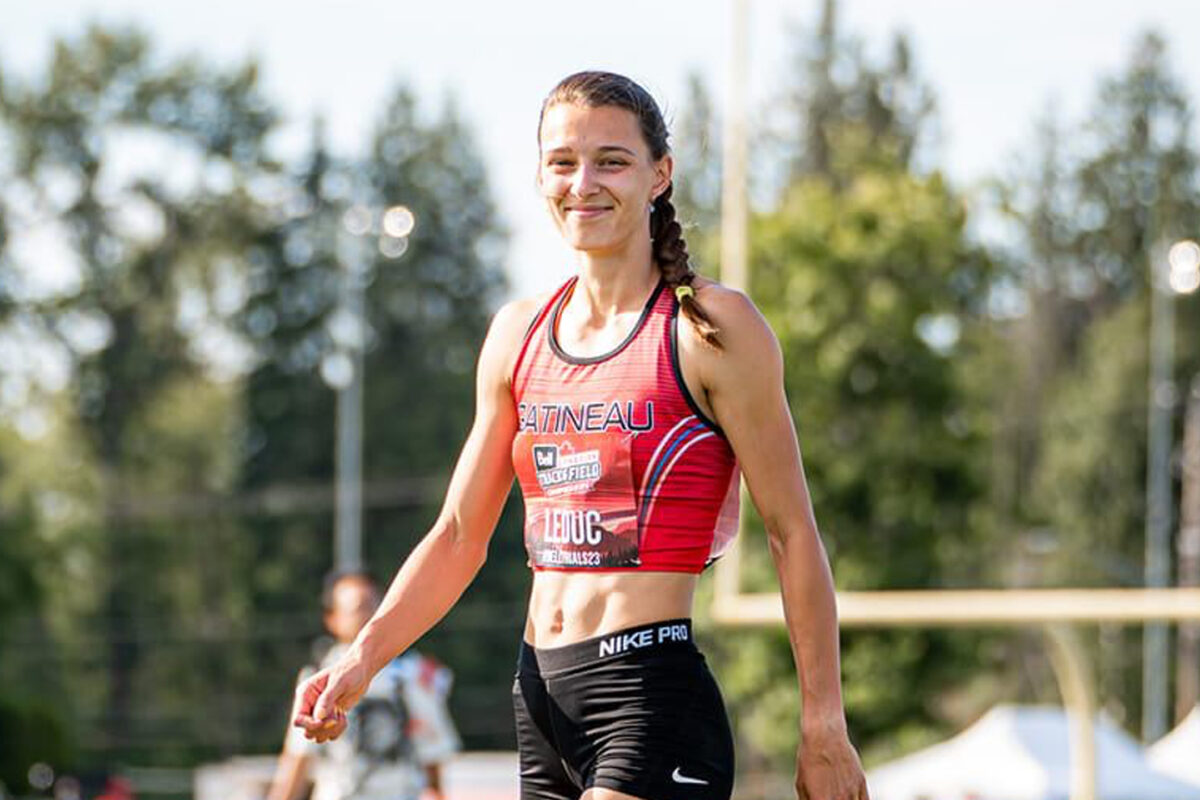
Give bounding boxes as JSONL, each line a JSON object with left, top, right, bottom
{"left": 566, "top": 205, "right": 612, "bottom": 219}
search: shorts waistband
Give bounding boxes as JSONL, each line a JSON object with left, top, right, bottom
{"left": 519, "top": 618, "right": 694, "bottom": 674}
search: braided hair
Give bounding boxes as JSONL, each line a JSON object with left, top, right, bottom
{"left": 537, "top": 71, "right": 722, "bottom": 348}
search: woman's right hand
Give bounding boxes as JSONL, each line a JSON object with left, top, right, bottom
{"left": 291, "top": 652, "right": 374, "bottom": 743}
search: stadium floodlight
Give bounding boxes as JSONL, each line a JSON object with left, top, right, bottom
{"left": 329, "top": 195, "right": 416, "bottom": 572}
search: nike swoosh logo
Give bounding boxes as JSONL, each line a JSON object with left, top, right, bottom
{"left": 671, "top": 767, "right": 709, "bottom": 785}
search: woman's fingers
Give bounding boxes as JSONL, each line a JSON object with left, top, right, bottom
{"left": 293, "top": 699, "right": 347, "bottom": 738}
{"left": 289, "top": 658, "right": 372, "bottom": 742}
{"left": 295, "top": 706, "right": 347, "bottom": 741}
{"left": 292, "top": 670, "right": 327, "bottom": 719}
{"left": 312, "top": 676, "right": 346, "bottom": 724}
{"left": 291, "top": 669, "right": 348, "bottom": 739}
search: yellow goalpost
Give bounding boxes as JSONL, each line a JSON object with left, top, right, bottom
{"left": 709, "top": 540, "right": 1200, "bottom": 800}
{"left": 712, "top": 3, "right": 1200, "bottom": 798}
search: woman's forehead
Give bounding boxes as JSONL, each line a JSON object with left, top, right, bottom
{"left": 540, "top": 103, "right": 645, "bottom": 154}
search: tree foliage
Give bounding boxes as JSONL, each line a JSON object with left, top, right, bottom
{"left": 0, "top": 24, "right": 278, "bottom": 761}
{"left": 0, "top": 23, "right": 515, "bottom": 771}
{"left": 677, "top": 2, "right": 998, "bottom": 773}
{"left": 2, "top": 9, "right": 1199, "bottom": 790}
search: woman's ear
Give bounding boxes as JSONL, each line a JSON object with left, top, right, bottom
{"left": 653, "top": 153, "right": 674, "bottom": 199}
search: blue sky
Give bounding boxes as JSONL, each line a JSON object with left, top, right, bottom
{"left": 3, "top": 0, "right": 1198, "bottom": 299}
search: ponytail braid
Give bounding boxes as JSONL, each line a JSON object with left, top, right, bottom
{"left": 651, "top": 182, "right": 722, "bottom": 348}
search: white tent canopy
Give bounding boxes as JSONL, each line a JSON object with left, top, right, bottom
{"left": 1150, "top": 705, "right": 1200, "bottom": 788}
{"left": 867, "top": 704, "right": 1200, "bottom": 800}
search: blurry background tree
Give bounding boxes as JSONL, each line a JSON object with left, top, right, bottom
{"left": 989, "top": 30, "right": 1200, "bottom": 728}
{"left": 231, "top": 83, "right": 518, "bottom": 750}
{"left": 0, "top": 5, "right": 1198, "bottom": 798}
{"left": 678, "top": 0, "right": 1001, "bottom": 774}
{"left": 671, "top": 71, "right": 723, "bottom": 274}
{"left": 0, "top": 24, "right": 280, "bottom": 767}
{"left": 0, "top": 23, "right": 514, "bottom": 785}
{"left": 672, "top": 1, "right": 1200, "bottom": 788}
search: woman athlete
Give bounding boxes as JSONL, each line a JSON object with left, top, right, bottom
{"left": 292, "top": 71, "right": 869, "bottom": 800}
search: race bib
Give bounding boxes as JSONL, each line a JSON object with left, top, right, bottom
{"left": 515, "top": 430, "right": 640, "bottom": 568}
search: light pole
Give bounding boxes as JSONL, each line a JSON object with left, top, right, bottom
{"left": 321, "top": 199, "right": 416, "bottom": 572}
{"left": 1179, "top": 373, "right": 1200, "bottom": 718}
{"left": 1143, "top": 238, "right": 1200, "bottom": 740}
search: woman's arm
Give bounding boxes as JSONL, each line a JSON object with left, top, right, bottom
{"left": 292, "top": 297, "right": 534, "bottom": 741}
{"left": 351, "top": 297, "right": 530, "bottom": 673}
{"left": 687, "top": 286, "right": 867, "bottom": 799}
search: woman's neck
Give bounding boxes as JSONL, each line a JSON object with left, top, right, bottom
{"left": 571, "top": 247, "right": 659, "bottom": 320}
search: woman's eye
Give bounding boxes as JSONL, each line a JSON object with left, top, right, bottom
{"left": 545, "top": 158, "right": 625, "bottom": 169}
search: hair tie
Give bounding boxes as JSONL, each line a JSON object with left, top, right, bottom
{"left": 674, "top": 284, "right": 695, "bottom": 302}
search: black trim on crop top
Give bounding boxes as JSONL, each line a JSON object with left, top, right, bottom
{"left": 547, "top": 276, "right": 666, "bottom": 366}
{"left": 669, "top": 299, "right": 726, "bottom": 436}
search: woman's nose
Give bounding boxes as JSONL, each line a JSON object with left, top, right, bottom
{"left": 570, "top": 163, "right": 598, "bottom": 196}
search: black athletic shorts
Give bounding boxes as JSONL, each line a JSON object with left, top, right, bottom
{"left": 512, "top": 618, "right": 735, "bottom": 800}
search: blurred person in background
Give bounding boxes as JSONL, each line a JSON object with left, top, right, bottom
{"left": 267, "top": 570, "right": 460, "bottom": 800}
{"left": 292, "top": 70, "right": 867, "bottom": 800}
{"left": 95, "top": 775, "right": 134, "bottom": 800}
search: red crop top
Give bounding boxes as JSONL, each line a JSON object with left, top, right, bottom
{"left": 510, "top": 276, "right": 740, "bottom": 573}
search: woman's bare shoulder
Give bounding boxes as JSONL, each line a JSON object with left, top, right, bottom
{"left": 489, "top": 288, "right": 555, "bottom": 341}
{"left": 686, "top": 276, "right": 771, "bottom": 341}
{"left": 481, "top": 287, "right": 562, "bottom": 389}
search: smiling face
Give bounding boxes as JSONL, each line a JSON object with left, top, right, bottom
{"left": 537, "top": 102, "right": 672, "bottom": 256}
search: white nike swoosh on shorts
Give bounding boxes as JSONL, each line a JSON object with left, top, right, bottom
{"left": 671, "top": 767, "right": 710, "bottom": 785}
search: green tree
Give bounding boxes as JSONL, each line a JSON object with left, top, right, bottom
{"left": 991, "top": 30, "right": 1200, "bottom": 726}
{"left": 671, "top": 70, "right": 722, "bottom": 274}
{"left": 983, "top": 112, "right": 1080, "bottom": 531}
{"left": 1072, "top": 32, "right": 1199, "bottom": 306}
{"left": 722, "top": 166, "right": 994, "bottom": 767}
{"left": 233, "top": 86, "right": 518, "bottom": 748}
{"left": 779, "top": 0, "right": 936, "bottom": 186}
{"left": 660, "top": 4, "right": 1002, "bottom": 784}
{"left": 0, "top": 24, "right": 278, "bottom": 762}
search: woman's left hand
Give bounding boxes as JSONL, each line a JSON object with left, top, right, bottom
{"left": 796, "top": 724, "right": 869, "bottom": 800}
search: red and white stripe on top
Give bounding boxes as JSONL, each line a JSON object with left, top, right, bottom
{"left": 510, "top": 275, "right": 740, "bottom": 573}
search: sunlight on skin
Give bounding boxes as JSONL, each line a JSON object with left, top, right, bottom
{"left": 580, "top": 789, "right": 649, "bottom": 800}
